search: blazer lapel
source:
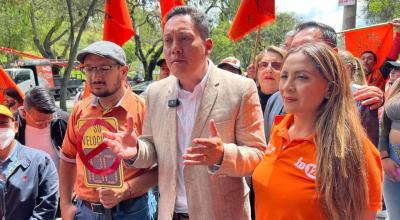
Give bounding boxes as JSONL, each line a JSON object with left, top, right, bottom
{"left": 191, "top": 65, "right": 219, "bottom": 139}
{"left": 163, "top": 79, "right": 178, "bottom": 160}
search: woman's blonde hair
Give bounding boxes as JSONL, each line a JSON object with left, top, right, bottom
{"left": 256, "top": 45, "right": 287, "bottom": 64}
{"left": 286, "top": 43, "right": 368, "bottom": 220}
{"left": 255, "top": 45, "right": 287, "bottom": 80}
{"left": 339, "top": 50, "right": 367, "bottom": 85}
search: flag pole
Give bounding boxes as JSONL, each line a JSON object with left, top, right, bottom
{"left": 252, "top": 28, "right": 261, "bottom": 74}
{"left": 337, "top": 22, "right": 389, "bottom": 34}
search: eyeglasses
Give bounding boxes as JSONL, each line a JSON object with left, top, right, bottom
{"left": 81, "top": 64, "right": 121, "bottom": 74}
{"left": 25, "top": 112, "right": 56, "bottom": 127}
{"left": 257, "top": 61, "right": 282, "bottom": 71}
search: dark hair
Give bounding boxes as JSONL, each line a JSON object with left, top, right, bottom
{"left": 295, "top": 21, "right": 337, "bottom": 48}
{"left": 165, "top": 6, "right": 209, "bottom": 40}
{"left": 4, "top": 88, "right": 23, "bottom": 104}
{"left": 24, "top": 87, "right": 56, "bottom": 114}
{"left": 361, "top": 50, "right": 377, "bottom": 62}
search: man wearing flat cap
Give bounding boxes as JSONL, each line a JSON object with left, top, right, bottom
{"left": 0, "top": 105, "right": 59, "bottom": 219}
{"left": 59, "top": 41, "right": 157, "bottom": 220}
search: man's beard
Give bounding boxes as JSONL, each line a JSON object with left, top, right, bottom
{"left": 91, "top": 81, "right": 121, "bottom": 97}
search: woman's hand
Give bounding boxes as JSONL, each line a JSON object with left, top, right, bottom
{"left": 382, "top": 158, "right": 400, "bottom": 182}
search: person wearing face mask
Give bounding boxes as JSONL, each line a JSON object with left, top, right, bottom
{"left": 0, "top": 104, "right": 59, "bottom": 219}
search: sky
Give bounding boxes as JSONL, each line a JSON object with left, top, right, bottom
{"left": 276, "top": 0, "right": 366, "bottom": 32}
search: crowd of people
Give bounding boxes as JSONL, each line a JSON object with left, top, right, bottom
{"left": 2, "top": 5, "right": 400, "bottom": 220}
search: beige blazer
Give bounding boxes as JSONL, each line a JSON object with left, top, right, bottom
{"left": 134, "top": 63, "right": 266, "bottom": 220}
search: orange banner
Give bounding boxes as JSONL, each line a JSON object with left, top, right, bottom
{"left": 344, "top": 23, "right": 394, "bottom": 68}
{"left": 228, "top": 0, "right": 275, "bottom": 42}
{"left": 103, "top": 0, "right": 135, "bottom": 46}
{"left": 0, "top": 68, "right": 24, "bottom": 104}
{"left": 160, "top": 0, "right": 185, "bottom": 30}
{"left": 36, "top": 65, "right": 55, "bottom": 87}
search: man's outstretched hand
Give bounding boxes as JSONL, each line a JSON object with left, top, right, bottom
{"left": 183, "top": 119, "right": 224, "bottom": 166}
{"left": 103, "top": 117, "right": 138, "bottom": 159}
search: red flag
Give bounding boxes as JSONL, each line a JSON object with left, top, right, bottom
{"left": 103, "top": 0, "right": 135, "bottom": 46}
{"left": 160, "top": 0, "right": 185, "bottom": 29}
{"left": 0, "top": 68, "right": 24, "bottom": 104}
{"left": 228, "top": 0, "right": 275, "bottom": 42}
{"left": 344, "top": 23, "right": 393, "bottom": 68}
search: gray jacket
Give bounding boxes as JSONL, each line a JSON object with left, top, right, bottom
{"left": 264, "top": 92, "right": 284, "bottom": 143}
{"left": 2, "top": 141, "right": 59, "bottom": 220}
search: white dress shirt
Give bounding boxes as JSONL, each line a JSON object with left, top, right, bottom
{"left": 174, "top": 68, "right": 210, "bottom": 213}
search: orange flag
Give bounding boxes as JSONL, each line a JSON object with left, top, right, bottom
{"left": 82, "top": 82, "right": 91, "bottom": 99}
{"left": 103, "top": 0, "right": 135, "bottom": 46}
{"left": 345, "top": 23, "right": 393, "bottom": 68}
{"left": 160, "top": 0, "right": 185, "bottom": 29}
{"left": 228, "top": 0, "right": 275, "bottom": 42}
{"left": 0, "top": 68, "right": 24, "bottom": 104}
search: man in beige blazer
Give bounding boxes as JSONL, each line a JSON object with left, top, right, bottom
{"left": 104, "top": 6, "right": 266, "bottom": 220}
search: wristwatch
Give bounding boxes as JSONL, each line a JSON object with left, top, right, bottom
{"left": 123, "top": 155, "right": 137, "bottom": 167}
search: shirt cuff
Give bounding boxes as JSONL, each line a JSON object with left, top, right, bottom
{"left": 208, "top": 164, "right": 221, "bottom": 174}
{"left": 60, "top": 152, "right": 76, "bottom": 163}
{"left": 123, "top": 155, "right": 138, "bottom": 167}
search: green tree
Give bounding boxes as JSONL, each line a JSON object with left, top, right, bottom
{"left": 0, "top": 1, "right": 32, "bottom": 65}
{"left": 211, "top": 12, "right": 298, "bottom": 70}
{"left": 362, "top": 0, "right": 400, "bottom": 24}
{"left": 128, "top": 0, "right": 163, "bottom": 81}
{"left": 126, "top": 0, "right": 232, "bottom": 81}
{"left": 59, "top": 0, "right": 99, "bottom": 110}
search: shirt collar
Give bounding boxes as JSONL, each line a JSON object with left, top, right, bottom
{"left": 274, "top": 114, "right": 315, "bottom": 143}
{"left": 176, "top": 60, "right": 211, "bottom": 97}
{"left": 4, "top": 141, "right": 19, "bottom": 163}
{"left": 91, "top": 90, "right": 131, "bottom": 113}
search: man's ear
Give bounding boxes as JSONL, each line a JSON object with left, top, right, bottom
{"left": 121, "top": 65, "right": 129, "bottom": 79}
{"left": 12, "top": 120, "right": 18, "bottom": 133}
{"left": 21, "top": 108, "right": 27, "bottom": 118}
{"left": 205, "top": 38, "right": 213, "bottom": 56}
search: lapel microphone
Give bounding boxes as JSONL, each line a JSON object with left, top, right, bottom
{"left": 168, "top": 99, "right": 180, "bottom": 107}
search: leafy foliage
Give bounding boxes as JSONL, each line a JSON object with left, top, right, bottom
{"left": 362, "top": 0, "right": 400, "bottom": 24}
{"left": 211, "top": 12, "right": 298, "bottom": 70}
{"left": 0, "top": 1, "right": 32, "bottom": 64}
{"left": 0, "top": 0, "right": 299, "bottom": 110}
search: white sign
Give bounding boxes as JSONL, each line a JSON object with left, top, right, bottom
{"left": 339, "top": 0, "right": 355, "bottom": 6}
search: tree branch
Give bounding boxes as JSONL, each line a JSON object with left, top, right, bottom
{"left": 49, "top": 17, "right": 84, "bottom": 45}
{"left": 30, "top": 0, "right": 48, "bottom": 57}
{"left": 145, "top": 39, "right": 162, "bottom": 58}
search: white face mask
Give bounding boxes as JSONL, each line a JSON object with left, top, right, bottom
{"left": 0, "top": 127, "right": 15, "bottom": 150}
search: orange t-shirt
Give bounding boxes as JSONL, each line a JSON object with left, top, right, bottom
{"left": 61, "top": 91, "right": 147, "bottom": 202}
{"left": 252, "top": 114, "right": 382, "bottom": 219}
{"left": 367, "top": 68, "right": 386, "bottom": 91}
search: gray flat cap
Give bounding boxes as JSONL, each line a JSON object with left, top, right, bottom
{"left": 388, "top": 61, "right": 400, "bottom": 69}
{"left": 77, "top": 41, "right": 127, "bottom": 65}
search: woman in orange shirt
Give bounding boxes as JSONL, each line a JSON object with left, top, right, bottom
{"left": 252, "top": 43, "right": 382, "bottom": 220}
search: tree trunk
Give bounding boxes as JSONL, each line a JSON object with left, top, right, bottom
{"left": 59, "top": 0, "right": 98, "bottom": 111}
